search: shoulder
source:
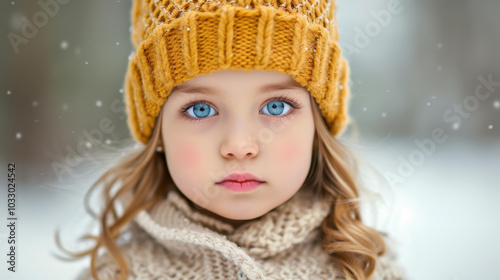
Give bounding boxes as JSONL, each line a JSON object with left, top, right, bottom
{"left": 75, "top": 224, "right": 171, "bottom": 280}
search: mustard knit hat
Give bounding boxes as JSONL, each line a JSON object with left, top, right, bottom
{"left": 125, "top": 0, "right": 350, "bottom": 144}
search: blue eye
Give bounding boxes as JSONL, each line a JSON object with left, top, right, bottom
{"left": 261, "top": 100, "right": 291, "bottom": 116}
{"left": 185, "top": 103, "right": 217, "bottom": 119}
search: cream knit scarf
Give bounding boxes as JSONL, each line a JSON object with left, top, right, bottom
{"left": 134, "top": 187, "right": 331, "bottom": 259}
{"left": 131, "top": 188, "right": 332, "bottom": 279}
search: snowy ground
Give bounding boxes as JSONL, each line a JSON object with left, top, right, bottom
{"left": 356, "top": 136, "right": 500, "bottom": 280}
{"left": 0, "top": 137, "right": 498, "bottom": 280}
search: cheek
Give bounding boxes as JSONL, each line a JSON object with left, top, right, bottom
{"left": 275, "top": 141, "right": 302, "bottom": 164}
{"left": 273, "top": 140, "right": 311, "bottom": 187}
{"left": 172, "top": 143, "right": 201, "bottom": 171}
{"left": 170, "top": 142, "right": 201, "bottom": 173}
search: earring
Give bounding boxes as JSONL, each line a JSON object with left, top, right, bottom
{"left": 156, "top": 146, "right": 164, "bottom": 153}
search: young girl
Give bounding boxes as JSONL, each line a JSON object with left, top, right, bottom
{"left": 68, "top": 0, "right": 406, "bottom": 279}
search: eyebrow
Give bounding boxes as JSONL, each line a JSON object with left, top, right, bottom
{"left": 169, "top": 79, "right": 306, "bottom": 97}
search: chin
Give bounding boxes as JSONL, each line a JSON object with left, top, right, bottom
{"left": 217, "top": 207, "right": 269, "bottom": 221}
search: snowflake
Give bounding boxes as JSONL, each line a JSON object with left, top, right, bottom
{"left": 493, "top": 100, "right": 500, "bottom": 109}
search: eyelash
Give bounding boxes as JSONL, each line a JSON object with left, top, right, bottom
{"left": 179, "top": 94, "right": 303, "bottom": 123}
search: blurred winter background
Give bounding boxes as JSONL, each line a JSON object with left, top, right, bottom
{"left": 1, "top": 0, "right": 499, "bottom": 279}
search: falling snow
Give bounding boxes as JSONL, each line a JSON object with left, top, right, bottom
{"left": 362, "top": 107, "right": 367, "bottom": 112}
{"left": 116, "top": 42, "right": 120, "bottom": 45}
{"left": 493, "top": 100, "right": 500, "bottom": 109}
{"left": 381, "top": 112, "right": 387, "bottom": 118}
{"left": 119, "top": 88, "right": 124, "bottom": 93}
{"left": 488, "top": 125, "right": 493, "bottom": 130}
{"left": 32, "top": 101, "right": 38, "bottom": 107}
{"left": 62, "top": 103, "right": 68, "bottom": 111}
{"left": 96, "top": 100, "right": 102, "bottom": 107}
{"left": 438, "top": 43, "right": 442, "bottom": 49}
{"left": 105, "top": 139, "right": 112, "bottom": 145}
{"left": 85, "top": 61, "right": 89, "bottom": 65}
{"left": 427, "top": 102, "right": 431, "bottom": 106}
{"left": 61, "top": 41, "right": 68, "bottom": 50}
{"left": 85, "top": 141, "right": 92, "bottom": 148}
{"left": 16, "top": 132, "right": 22, "bottom": 139}
{"left": 7, "top": 90, "right": 11, "bottom": 95}
{"left": 452, "top": 123, "right": 460, "bottom": 130}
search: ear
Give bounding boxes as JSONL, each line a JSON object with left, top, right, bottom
{"left": 156, "top": 124, "right": 165, "bottom": 152}
{"left": 156, "top": 107, "right": 166, "bottom": 152}
{"left": 157, "top": 128, "right": 163, "bottom": 146}
{"left": 156, "top": 138, "right": 165, "bottom": 153}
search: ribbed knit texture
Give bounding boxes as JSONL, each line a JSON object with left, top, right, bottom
{"left": 77, "top": 188, "right": 407, "bottom": 279}
{"left": 125, "top": 0, "right": 350, "bottom": 144}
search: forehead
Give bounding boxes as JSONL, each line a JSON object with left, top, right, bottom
{"left": 169, "top": 70, "right": 307, "bottom": 98}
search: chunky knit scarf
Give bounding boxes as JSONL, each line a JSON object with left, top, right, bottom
{"left": 77, "top": 188, "right": 406, "bottom": 279}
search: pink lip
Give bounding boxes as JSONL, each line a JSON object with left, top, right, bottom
{"left": 216, "top": 172, "right": 265, "bottom": 192}
{"left": 217, "top": 181, "right": 263, "bottom": 192}
{"left": 217, "top": 172, "right": 264, "bottom": 183}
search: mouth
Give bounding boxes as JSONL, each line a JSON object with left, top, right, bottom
{"left": 216, "top": 172, "right": 264, "bottom": 184}
{"left": 216, "top": 180, "right": 264, "bottom": 192}
{"left": 216, "top": 172, "right": 265, "bottom": 192}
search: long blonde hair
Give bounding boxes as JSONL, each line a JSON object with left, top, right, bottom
{"left": 58, "top": 94, "right": 386, "bottom": 280}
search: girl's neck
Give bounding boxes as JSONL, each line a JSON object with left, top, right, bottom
{"left": 191, "top": 203, "right": 253, "bottom": 229}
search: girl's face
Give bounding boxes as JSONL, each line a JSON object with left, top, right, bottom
{"left": 160, "top": 70, "right": 315, "bottom": 224}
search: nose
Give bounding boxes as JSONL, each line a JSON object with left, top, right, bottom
{"left": 220, "top": 130, "right": 259, "bottom": 160}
